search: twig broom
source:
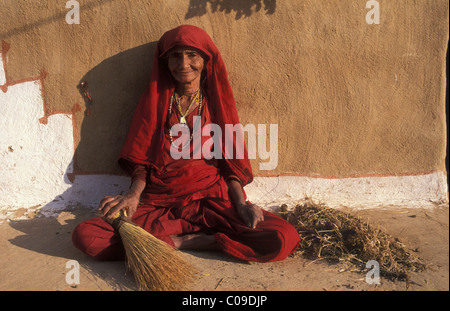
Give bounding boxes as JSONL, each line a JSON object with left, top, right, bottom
{"left": 107, "top": 211, "right": 198, "bottom": 291}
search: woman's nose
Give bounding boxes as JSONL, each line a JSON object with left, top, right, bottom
{"left": 180, "top": 54, "right": 191, "bottom": 68}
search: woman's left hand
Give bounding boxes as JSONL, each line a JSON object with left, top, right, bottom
{"left": 236, "top": 203, "right": 264, "bottom": 229}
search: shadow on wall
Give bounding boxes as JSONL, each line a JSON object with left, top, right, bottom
{"left": 73, "top": 41, "right": 158, "bottom": 176}
{"left": 5, "top": 41, "right": 157, "bottom": 231}
{"left": 0, "top": 0, "right": 120, "bottom": 39}
{"left": 5, "top": 44, "right": 157, "bottom": 289}
{"left": 22, "top": 42, "right": 158, "bottom": 218}
{"left": 1, "top": 0, "right": 274, "bottom": 39}
{"left": 185, "top": 0, "right": 276, "bottom": 20}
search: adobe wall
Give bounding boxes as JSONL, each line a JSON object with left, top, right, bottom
{"left": 0, "top": 1, "right": 448, "bottom": 213}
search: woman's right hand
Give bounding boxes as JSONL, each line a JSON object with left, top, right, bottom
{"left": 99, "top": 179, "right": 146, "bottom": 219}
{"left": 98, "top": 192, "right": 140, "bottom": 219}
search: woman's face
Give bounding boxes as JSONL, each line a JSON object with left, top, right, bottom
{"left": 167, "top": 47, "right": 205, "bottom": 87}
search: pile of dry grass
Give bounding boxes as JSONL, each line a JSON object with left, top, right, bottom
{"left": 278, "top": 199, "right": 426, "bottom": 281}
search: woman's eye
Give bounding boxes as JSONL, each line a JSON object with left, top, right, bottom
{"left": 169, "top": 53, "right": 182, "bottom": 59}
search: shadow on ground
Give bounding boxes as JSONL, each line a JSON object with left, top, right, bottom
{"left": 6, "top": 207, "right": 137, "bottom": 290}
{"left": 5, "top": 206, "right": 246, "bottom": 290}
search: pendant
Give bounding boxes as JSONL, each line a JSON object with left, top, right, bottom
{"left": 180, "top": 116, "right": 187, "bottom": 126}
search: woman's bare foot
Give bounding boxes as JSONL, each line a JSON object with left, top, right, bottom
{"left": 170, "top": 233, "right": 220, "bottom": 251}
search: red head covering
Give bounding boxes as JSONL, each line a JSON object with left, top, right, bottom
{"left": 119, "top": 25, "right": 253, "bottom": 186}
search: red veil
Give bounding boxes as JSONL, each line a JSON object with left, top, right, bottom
{"left": 119, "top": 25, "right": 253, "bottom": 186}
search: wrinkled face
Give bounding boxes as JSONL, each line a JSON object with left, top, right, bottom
{"left": 167, "top": 47, "right": 205, "bottom": 86}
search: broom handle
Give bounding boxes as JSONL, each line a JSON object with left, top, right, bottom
{"left": 102, "top": 211, "right": 135, "bottom": 230}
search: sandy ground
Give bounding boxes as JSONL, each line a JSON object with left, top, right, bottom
{"left": 0, "top": 204, "right": 448, "bottom": 292}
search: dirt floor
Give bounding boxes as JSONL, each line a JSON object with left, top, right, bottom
{"left": 0, "top": 204, "right": 448, "bottom": 292}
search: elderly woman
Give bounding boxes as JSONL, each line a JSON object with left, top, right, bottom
{"left": 72, "top": 25, "right": 300, "bottom": 262}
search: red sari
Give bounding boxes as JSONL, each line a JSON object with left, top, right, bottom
{"left": 72, "top": 25, "right": 300, "bottom": 262}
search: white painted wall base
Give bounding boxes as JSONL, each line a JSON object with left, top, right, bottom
{"left": 0, "top": 78, "right": 75, "bottom": 215}
{"left": 29, "top": 174, "right": 131, "bottom": 218}
{"left": 0, "top": 173, "right": 131, "bottom": 220}
{"left": 246, "top": 171, "right": 449, "bottom": 210}
{"left": 0, "top": 170, "right": 448, "bottom": 220}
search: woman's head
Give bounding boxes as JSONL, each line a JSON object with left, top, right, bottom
{"left": 121, "top": 25, "right": 253, "bottom": 185}
{"left": 166, "top": 46, "right": 205, "bottom": 89}
{"left": 157, "top": 26, "right": 214, "bottom": 89}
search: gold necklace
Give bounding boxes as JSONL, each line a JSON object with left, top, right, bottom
{"left": 168, "top": 89, "right": 203, "bottom": 150}
{"left": 174, "top": 90, "right": 200, "bottom": 126}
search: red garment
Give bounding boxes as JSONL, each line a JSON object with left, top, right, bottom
{"left": 73, "top": 199, "right": 300, "bottom": 262}
{"left": 119, "top": 24, "right": 253, "bottom": 186}
{"left": 72, "top": 25, "right": 300, "bottom": 263}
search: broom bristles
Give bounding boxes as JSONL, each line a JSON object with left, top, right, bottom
{"left": 118, "top": 221, "right": 198, "bottom": 291}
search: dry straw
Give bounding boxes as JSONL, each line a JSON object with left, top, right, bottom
{"left": 278, "top": 199, "right": 426, "bottom": 281}
{"left": 109, "top": 212, "right": 197, "bottom": 291}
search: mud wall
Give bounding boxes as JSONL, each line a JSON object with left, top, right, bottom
{"left": 0, "top": 1, "right": 448, "bottom": 212}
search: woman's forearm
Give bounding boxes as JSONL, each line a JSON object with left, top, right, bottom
{"left": 227, "top": 178, "right": 246, "bottom": 207}
{"left": 127, "top": 179, "right": 146, "bottom": 198}
{"left": 227, "top": 178, "right": 264, "bottom": 228}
